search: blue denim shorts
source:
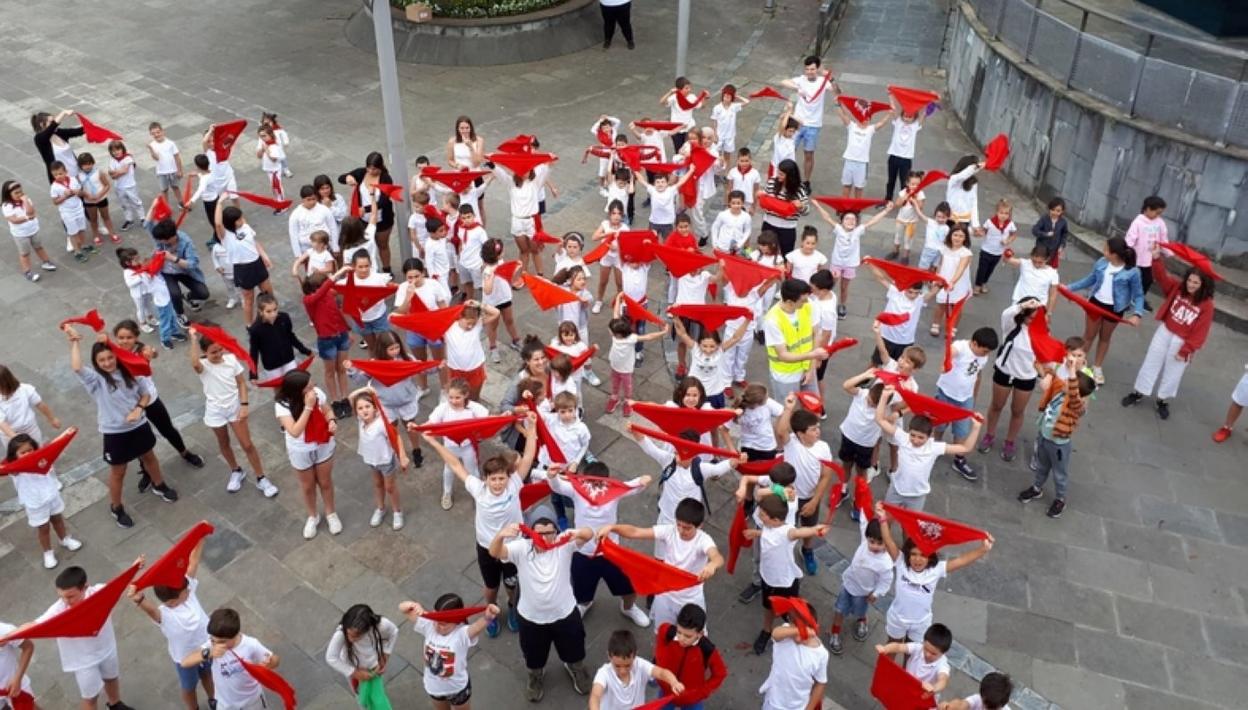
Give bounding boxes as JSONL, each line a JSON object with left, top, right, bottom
{"left": 175, "top": 660, "right": 211, "bottom": 691}
{"left": 835, "top": 586, "right": 869, "bottom": 618}
{"left": 405, "top": 331, "right": 443, "bottom": 349}
{"left": 316, "top": 331, "right": 351, "bottom": 359}
{"left": 918, "top": 247, "right": 941, "bottom": 270}
{"left": 795, "top": 125, "right": 821, "bottom": 152}
{"left": 935, "top": 388, "right": 974, "bottom": 441}
{"left": 360, "top": 314, "right": 391, "bottom": 336}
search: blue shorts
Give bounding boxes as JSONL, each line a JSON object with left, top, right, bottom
{"left": 918, "top": 247, "right": 941, "bottom": 270}
{"left": 360, "top": 314, "right": 391, "bottom": 335}
{"left": 175, "top": 660, "right": 211, "bottom": 691}
{"left": 316, "top": 331, "right": 351, "bottom": 359}
{"left": 405, "top": 331, "right": 443, "bottom": 349}
{"left": 795, "top": 125, "right": 821, "bottom": 152}
{"left": 835, "top": 587, "right": 870, "bottom": 618}
{"left": 935, "top": 388, "right": 974, "bottom": 441}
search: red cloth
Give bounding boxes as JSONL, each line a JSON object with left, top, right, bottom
{"left": 1058, "top": 284, "right": 1128, "bottom": 324}
{"left": 911, "top": 170, "right": 949, "bottom": 195}
{"left": 1027, "top": 308, "right": 1067, "bottom": 364}
{"left": 423, "top": 169, "right": 491, "bottom": 194}
{"left": 863, "top": 257, "right": 948, "bottom": 291}
{"left": 132, "top": 521, "right": 214, "bottom": 591}
{"left": 871, "top": 652, "right": 937, "bottom": 709}
{"left": 887, "top": 86, "right": 941, "bottom": 115}
{"left": 883, "top": 503, "right": 990, "bottom": 556}
{"left": 564, "top": 474, "right": 636, "bottom": 505}
{"left": 0, "top": 427, "right": 77, "bottom": 476}
{"left": 350, "top": 358, "right": 442, "bottom": 386}
{"left": 136, "top": 250, "right": 166, "bottom": 278}
{"left": 75, "top": 113, "right": 123, "bottom": 143}
{"left": 617, "top": 230, "right": 658, "bottom": 263}
{"left": 415, "top": 414, "right": 523, "bottom": 446}
{"left": 716, "top": 250, "right": 785, "bottom": 296}
{"left": 634, "top": 120, "right": 685, "bottom": 131}
{"left": 651, "top": 243, "right": 716, "bottom": 278}
{"left": 229, "top": 190, "right": 292, "bottom": 211}
{"left": 674, "top": 89, "right": 709, "bottom": 111}
{"left": 60, "top": 309, "right": 105, "bottom": 332}
{"left": 211, "top": 120, "right": 248, "bottom": 161}
{"left": 305, "top": 405, "right": 333, "bottom": 444}
{"left": 854, "top": 476, "right": 875, "bottom": 518}
{"left": 542, "top": 345, "right": 597, "bottom": 372}
{"left": 598, "top": 538, "right": 700, "bottom": 595}
{"left": 520, "top": 523, "right": 575, "bottom": 552}
{"left": 621, "top": 294, "right": 664, "bottom": 327}
{"left": 943, "top": 298, "right": 969, "bottom": 373}
{"left": 653, "top": 623, "right": 728, "bottom": 705}
{"left": 983, "top": 133, "right": 1010, "bottom": 171}
{"left": 422, "top": 605, "right": 488, "bottom": 624}
{"left": 638, "top": 161, "right": 684, "bottom": 175}
{"left": 520, "top": 480, "right": 551, "bottom": 510}
{"left": 812, "top": 196, "right": 887, "bottom": 214}
{"left": 757, "top": 193, "right": 798, "bottom": 218}
{"left": 1, "top": 562, "right": 141, "bottom": 642}
{"left": 374, "top": 397, "right": 402, "bottom": 460}
{"left": 726, "top": 501, "right": 753, "bottom": 574}
{"left": 532, "top": 411, "right": 567, "bottom": 464}
{"left": 875, "top": 311, "right": 910, "bottom": 326}
{"left": 256, "top": 355, "right": 315, "bottom": 388}
{"left": 235, "top": 655, "right": 296, "bottom": 710}
{"left": 837, "top": 95, "right": 891, "bottom": 123}
{"left": 190, "top": 323, "right": 257, "bottom": 375}
{"left": 151, "top": 195, "right": 174, "bottom": 222}
{"left": 303, "top": 278, "right": 351, "bottom": 339}
{"left": 107, "top": 339, "right": 152, "bottom": 377}
{"left": 770, "top": 596, "right": 819, "bottom": 640}
{"left": 824, "top": 337, "right": 859, "bottom": 357}
{"left": 348, "top": 186, "right": 361, "bottom": 218}
{"left": 0, "top": 690, "right": 34, "bottom": 710}
{"left": 748, "top": 86, "right": 786, "bottom": 100}
{"left": 668, "top": 304, "right": 754, "bottom": 332}
{"left": 522, "top": 273, "right": 580, "bottom": 310}
{"left": 616, "top": 144, "right": 660, "bottom": 172}
{"left": 631, "top": 424, "right": 737, "bottom": 461}
{"left": 496, "top": 134, "right": 536, "bottom": 153}
{"left": 679, "top": 144, "right": 718, "bottom": 207}
{"left": 872, "top": 368, "right": 910, "bottom": 388}
{"left": 893, "top": 388, "right": 981, "bottom": 425}
{"left": 796, "top": 391, "right": 824, "bottom": 416}
{"left": 735, "top": 456, "right": 784, "bottom": 476}
{"left": 632, "top": 696, "right": 677, "bottom": 710}
{"left": 1161, "top": 242, "right": 1224, "bottom": 281}
{"left": 531, "top": 221, "right": 563, "bottom": 246}
{"left": 487, "top": 151, "right": 556, "bottom": 176}
{"left": 583, "top": 238, "right": 612, "bottom": 264}
{"left": 390, "top": 304, "right": 466, "bottom": 341}
{"left": 824, "top": 460, "right": 846, "bottom": 510}
{"left": 630, "top": 402, "right": 735, "bottom": 435}
{"left": 494, "top": 260, "right": 522, "bottom": 282}
{"left": 375, "top": 183, "right": 404, "bottom": 202}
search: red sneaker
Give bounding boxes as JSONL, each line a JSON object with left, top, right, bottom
{"left": 605, "top": 396, "right": 619, "bottom": 414}
{"left": 723, "top": 386, "right": 735, "bottom": 400}
{"left": 622, "top": 401, "right": 633, "bottom": 417}
{"left": 1213, "top": 426, "right": 1232, "bottom": 444}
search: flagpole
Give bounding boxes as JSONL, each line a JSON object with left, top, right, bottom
{"left": 371, "top": 0, "right": 413, "bottom": 263}
{"left": 676, "top": 0, "right": 690, "bottom": 77}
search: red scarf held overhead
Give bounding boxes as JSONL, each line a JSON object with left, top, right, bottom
{"left": 862, "top": 256, "right": 948, "bottom": 292}
{"left": 650, "top": 242, "right": 716, "bottom": 278}
{"left": 836, "top": 95, "right": 890, "bottom": 123}
{"left": 668, "top": 304, "right": 754, "bottom": 333}
{"left": 715, "top": 249, "right": 784, "bottom": 297}
{"left": 132, "top": 521, "right": 215, "bottom": 591}
{"left": 983, "top": 133, "right": 1010, "bottom": 171}
{"left": 190, "top": 323, "right": 257, "bottom": 375}
{"left": 770, "top": 596, "right": 819, "bottom": 640}
{"left": 522, "top": 273, "right": 580, "bottom": 310}
{"left": 350, "top": 358, "right": 443, "bottom": 387}
{"left": 59, "top": 308, "right": 105, "bottom": 332}
{"left": 882, "top": 503, "right": 990, "bottom": 556}
{"left": 0, "top": 562, "right": 142, "bottom": 642}
{"left": 620, "top": 294, "right": 664, "bottom": 327}
{"left": 630, "top": 424, "right": 738, "bottom": 461}
{"left": 564, "top": 474, "right": 636, "bottom": 506}
{"left": 910, "top": 169, "right": 949, "bottom": 195}
{"left": 812, "top": 195, "right": 886, "bottom": 214}
{"left": 106, "top": 339, "right": 153, "bottom": 377}
{"left": 75, "top": 112, "right": 123, "bottom": 143}
{"left": 422, "top": 605, "right": 488, "bottom": 624}
{"left": 0, "top": 427, "right": 78, "bottom": 476}
{"left": 520, "top": 480, "right": 552, "bottom": 510}
{"left": 875, "top": 311, "right": 910, "bottom": 326}
{"left": 532, "top": 410, "right": 567, "bottom": 465}
{"left": 414, "top": 414, "right": 523, "bottom": 446}
{"left": 748, "top": 86, "right": 786, "bottom": 101}
{"left": 886, "top": 85, "right": 940, "bottom": 115}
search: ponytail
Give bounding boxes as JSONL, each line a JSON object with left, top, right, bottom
{"left": 1106, "top": 236, "right": 1136, "bottom": 269}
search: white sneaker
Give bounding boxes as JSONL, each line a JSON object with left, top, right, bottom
{"left": 577, "top": 601, "right": 594, "bottom": 618}
{"left": 65, "top": 236, "right": 74, "bottom": 253}
{"left": 326, "top": 512, "right": 343, "bottom": 535}
{"left": 591, "top": 300, "right": 603, "bottom": 314}
{"left": 490, "top": 348, "right": 501, "bottom": 364}
{"left": 139, "top": 322, "right": 155, "bottom": 334}
{"left": 43, "top": 550, "right": 58, "bottom": 569}
{"left": 60, "top": 536, "right": 83, "bottom": 551}
{"left": 1093, "top": 366, "right": 1105, "bottom": 385}
{"left": 370, "top": 508, "right": 385, "bottom": 528}
{"left": 226, "top": 298, "right": 238, "bottom": 310}
{"left": 392, "top": 511, "right": 404, "bottom": 530}
{"left": 441, "top": 492, "right": 453, "bottom": 510}
{"left": 227, "top": 468, "right": 246, "bottom": 492}
{"left": 865, "top": 466, "right": 881, "bottom": 484}
{"left": 303, "top": 515, "right": 320, "bottom": 539}
{"left": 620, "top": 601, "right": 651, "bottom": 627}
{"left": 283, "top": 168, "right": 294, "bottom": 178}
{"left": 256, "top": 477, "right": 279, "bottom": 498}
{"left": 413, "top": 385, "right": 428, "bottom": 401}
{"left": 585, "top": 370, "right": 602, "bottom": 387}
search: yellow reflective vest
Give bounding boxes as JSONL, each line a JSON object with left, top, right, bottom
{"left": 765, "top": 302, "right": 814, "bottom": 376}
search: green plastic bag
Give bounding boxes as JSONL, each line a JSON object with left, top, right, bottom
{"left": 357, "top": 675, "right": 393, "bottom": 710}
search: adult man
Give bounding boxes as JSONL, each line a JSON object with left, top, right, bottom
{"left": 781, "top": 56, "right": 840, "bottom": 187}
{"left": 599, "top": 0, "right": 635, "bottom": 50}
{"left": 764, "top": 278, "right": 830, "bottom": 399}
{"left": 151, "top": 218, "right": 210, "bottom": 324}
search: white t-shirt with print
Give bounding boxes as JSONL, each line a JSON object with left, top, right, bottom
{"left": 890, "top": 558, "right": 947, "bottom": 624}
{"left": 843, "top": 123, "right": 876, "bottom": 163}
{"left": 209, "top": 634, "right": 271, "bottom": 706}
{"left": 593, "top": 656, "right": 655, "bottom": 710}
{"left": 738, "top": 398, "right": 785, "bottom": 451}
{"left": 830, "top": 225, "right": 865, "bottom": 268}
{"left": 415, "top": 617, "right": 476, "bottom": 697}
{"left": 936, "top": 340, "right": 988, "bottom": 403}
{"left": 887, "top": 119, "right": 922, "bottom": 159}
{"left": 759, "top": 633, "right": 830, "bottom": 710}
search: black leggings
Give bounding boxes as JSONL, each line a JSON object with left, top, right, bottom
{"left": 770, "top": 225, "right": 797, "bottom": 255}
{"left": 145, "top": 397, "right": 186, "bottom": 453}
{"left": 518, "top": 609, "right": 586, "bottom": 669}
{"left": 600, "top": 2, "right": 633, "bottom": 43}
{"left": 885, "top": 154, "right": 912, "bottom": 201}
{"left": 974, "top": 251, "right": 1002, "bottom": 287}
{"left": 165, "top": 273, "right": 211, "bottom": 315}
{"left": 1139, "top": 266, "right": 1154, "bottom": 298}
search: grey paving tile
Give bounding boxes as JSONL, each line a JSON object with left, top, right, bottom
{"left": 1202, "top": 616, "right": 1248, "bottom": 667}
{"left": 1104, "top": 518, "right": 1190, "bottom": 570}
{"left": 1032, "top": 659, "right": 1127, "bottom": 710}
{"left": 1148, "top": 563, "right": 1245, "bottom": 619}
{"left": 1064, "top": 546, "right": 1152, "bottom": 600}
{"left": 1027, "top": 574, "right": 1118, "bottom": 631}
{"left": 1122, "top": 684, "right": 1223, "bottom": 710}
{"left": 1137, "top": 495, "right": 1224, "bottom": 542}
{"left": 1167, "top": 649, "right": 1248, "bottom": 708}
{"left": 1116, "top": 596, "right": 1208, "bottom": 655}
{"left": 1074, "top": 626, "right": 1170, "bottom": 689}
{"left": 986, "top": 604, "right": 1076, "bottom": 665}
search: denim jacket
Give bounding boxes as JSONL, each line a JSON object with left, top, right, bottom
{"left": 149, "top": 227, "right": 207, "bottom": 284}
{"left": 1067, "top": 257, "right": 1144, "bottom": 316}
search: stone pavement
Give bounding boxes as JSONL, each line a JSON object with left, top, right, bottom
{"left": 0, "top": 0, "right": 1245, "bottom": 708}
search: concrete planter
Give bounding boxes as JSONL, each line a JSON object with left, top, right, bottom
{"left": 345, "top": 0, "right": 601, "bottom": 66}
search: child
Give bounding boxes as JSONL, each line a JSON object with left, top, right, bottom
{"left": 603, "top": 168, "right": 634, "bottom": 225}
{"left": 675, "top": 320, "right": 750, "bottom": 408}
{"left": 613, "top": 270, "right": 667, "bottom": 368}
{"left": 979, "top": 299, "right": 1046, "bottom": 461}
{"left": 481, "top": 238, "right": 521, "bottom": 362}
{"left": 888, "top": 171, "right": 926, "bottom": 264}
{"left": 324, "top": 605, "right": 399, "bottom": 707}
{"left": 836, "top": 99, "right": 891, "bottom": 198}
{"left": 1004, "top": 244, "right": 1059, "bottom": 312}
{"left": 710, "top": 85, "right": 749, "bottom": 162}
{"left": 50, "top": 160, "right": 90, "bottom": 262}
{"left": 402, "top": 595, "right": 499, "bottom": 708}
{"left": 340, "top": 204, "right": 381, "bottom": 279}
{"left": 117, "top": 247, "right": 182, "bottom": 349}
{"left": 148, "top": 121, "right": 182, "bottom": 205}
{"left": 600, "top": 499, "right": 724, "bottom": 630}
{"left": 628, "top": 119, "right": 672, "bottom": 176}
{"left": 5, "top": 434, "right": 83, "bottom": 569}
{"left": 189, "top": 327, "right": 278, "bottom": 498}
{"left": 771, "top": 103, "right": 800, "bottom": 176}
{"left": 295, "top": 267, "right": 352, "bottom": 417}
{"left": 939, "top": 672, "right": 1015, "bottom": 710}
{"left": 554, "top": 232, "right": 587, "bottom": 275}
{"left": 605, "top": 311, "right": 667, "bottom": 415}
{"left": 733, "top": 384, "right": 785, "bottom": 458}
{"left": 1018, "top": 363, "right": 1097, "bottom": 519}
{"left": 127, "top": 538, "right": 212, "bottom": 710}
{"left": 867, "top": 270, "right": 934, "bottom": 367}
{"left": 782, "top": 56, "right": 838, "bottom": 179}
{"left": 182, "top": 608, "right": 279, "bottom": 710}
{"left": 813, "top": 199, "right": 895, "bottom": 316}
{"left": 734, "top": 461, "right": 800, "bottom": 605}
{"left": 289, "top": 184, "right": 338, "bottom": 257}
{"left": 78, "top": 152, "right": 117, "bottom": 245}
{"left": 785, "top": 225, "right": 828, "bottom": 283}
{"left": 207, "top": 236, "right": 239, "bottom": 309}
{"left": 551, "top": 319, "right": 601, "bottom": 388}
{"left": 443, "top": 300, "right": 499, "bottom": 403}
{"left": 350, "top": 387, "right": 411, "bottom": 529}
{"left": 1066, "top": 236, "right": 1145, "bottom": 383}
{"left": 828, "top": 514, "right": 892, "bottom": 655}
{"left": 2, "top": 180, "right": 57, "bottom": 281}
{"left": 884, "top": 99, "right": 927, "bottom": 201}
{"left": 838, "top": 374, "right": 887, "bottom": 518}
{"left": 632, "top": 422, "right": 741, "bottom": 542}
{"left": 930, "top": 223, "right": 974, "bottom": 337}
{"left": 1031, "top": 197, "right": 1069, "bottom": 267}
{"left": 424, "top": 378, "right": 491, "bottom": 510}
{"left": 759, "top": 605, "right": 829, "bottom": 710}
{"left": 877, "top": 501, "right": 992, "bottom": 644}
{"left": 259, "top": 112, "right": 292, "bottom": 177}
{"left": 108, "top": 140, "right": 143, "bottom": 231}
{"left": 454, "top": 204, "right": 489, "bottom": 300}
{"left": 586, "top": 115, "right": 622, "bottom": 189}
{"left": 633, "top": 169, "right": 691, "bottom": 239}
{"left": 809, "top": 269, "right": 839, "bottom": 385}
{"left": 214, "top": 200, "right": 274, "bottom": 327}
{"left": 246, "top": 293, "right": 312, "bottom": 382}
{"left": 189, "top": 142, "right": 239, "bottom": 230}
{"left": 346, "top": 250, "right": 394, "bottom": 352}
{"left": 934, "top": 328, "right": 999, "bottom": 481}
{"left": 0, "top": 364, "right": 62, "bottom": 449}
{"left": 875, "top": 623, "right": 953, "bottom": 702}
{"left": 255, "top": 126, "right": 286, "bottom": 212}
{"left": 273, "top": 369, "right": 341, "bottom": 539}
{"left": 0, "top": 619, "right": 36, "bottom": 708}
{"left": 394, "top": 256, "right": 451, "bottom": 395}
{"left": 492, "top": 159, "right": 549, "bottom": 277}
{"left": 1124, "top": 195, "right": 1169, "bottom": 309}
{"left": 745, "top": 495, "right": 829, "bottom": 655}
{"left": 592, "top": 633, "right": 685, "bottom": 710}
{"left": 945, "top": 156, "right": 982, "bottom": 232}
{"left": 875, "top": 386, "right": 981, "bottom": 511}
{"left": 1213, "top": 363, "right": 1248, "bottom": 443}
{"left": 671, "top": 254, "right": 717, "bottom": 378}
{"left": 915, "top": 200, "right": 952, "bottom": 272}
{"left": 407, "top": 189, "right": 432, "bottom": 256}
{"left": 721, "top": 273, "right": 766, "bottom": 391}
{"left": 974, "top": 199, "right": 1017, "bottom": 295}
{"left": 651, "top": 604, "right": 728, "bottom": 710}
{"left": 661, "top": 77, "right": 705, "bottom": 152}
{"left": 774, "top": 393, "right": 836, "bottom": 573}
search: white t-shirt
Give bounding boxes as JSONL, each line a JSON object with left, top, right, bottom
{"left": 905, "top": 642, "right": 951, "bottom": 697}
{"left": 224, "top": 224, "right": 261, "bottom": 265}
{"left": 621, "top": 264, "right": 649, "bottom": 301}
{"left": 711, "top": 209, "right": 752, "bottom": 253}
{"left": 936, "top": 245, "right": 973, "bottom": 303}
{"left": 772, "top": 133, "right": 796, "bottom": 168}
{"left": 150, "top": 138, "right": 180, "bottom": 174}
{"left": 505, "top": 538, "right": 577, "bottom": 624}
{"left": 880, "top": 285, "right": 925, "bottom": 344}
{"left": 457, "top": 225, "right": 489, "bottom": 273}
{"left": 896, "top": 188, "right": 926, "bottom": 223}
{"left": 3, "top": 202, "right": 38, "bottom": 238}
{"left": 196, "top": 150, "right": 236, "bottom": 203}
{"left": 675, "top": 270, "right": 711, "bottom": 305}
{"left": 923, "top": 217, "right": 948, "bottom": 252}
{"left": 209, "top": 635, "right": 271, "bottom": 706}
{"left": 843, "top": 123, "right": 876, "bottom": 163}
{"left": 759, "top": 634, "right": 830, "bottom": 710}
{"left": 981, "top": 218, "right": 1017, "bottom": 256}
{"left": 759, "top": 524, "right": 802, "bottom": 587}
{"left": 830, "top": 224, "right": 865, "bottom": 268}
{"left": 728, "top": 167, "right": 761, "bottom": 204}
{"left": 609, "top": 334, "right": 638, "bottom": 374}
{"left": 711, "top": 103, "right": 743, "bottom": 142}
{"left": 839, "top": 387, "right": 883, "bottom": 447}
{"left": 887, "top": 118, "right": 922, "bottom": 159}
{"left": 813, "top": 294, "right": 838, "bottom": 344}
{"left": 156, "top": 578, "right": 209, "bottom": 663}
{"left": 40, "top": 584, "right": 116, "bottom": 672}
{"left": 666, "top": 93, "right": 698, "bottom": 130}
{"left": 305, "top": 248, "right": 335, "bottom": 276}
{"left": 1095, "top": 263, "right": 1124, "bottom": 304}
{"left": 396, "top": 278, "right": 451, "bottom": 313}
{"left": 415, "top": 618, "right": 476, "bottom": 697}
{"left": 426, "top": 401, "right": 490, "bottom": 461}
{"left": 782, "top": 434, "right": 832, "bottom": 499}
{"left": 0, "top": 622, "right": 34, "bottom": 698}
{"left": 646, "top": 185, "right": 678, "bottom": 224}
{"left": 791, "top": 75, "right": 829, "bottom": 127}
{"left": 689, "top": 348, "right": 728, "bottom": 396}
{"left": 640, "top": 438, "right": 732, "bottom": 521}
{"left": 0, "top": 383, "right": 42, "bottom": 439}
{"left": 11, "top": 468, "right": 60, "bottom": 511}
{"left": 786, "top": 249, "right": 828, "bottom": 283}
{"left": 51, "top": 177, "right": 84, "bottom": 221}
{"left": 937, "top": 340, "right": 988, "bottom": 403}
{"left": 274, "top": 387, "right": 329, "bottom": 452}
{"left": 653, "top": 524, "right": 716, "bottom": 607}
{"left": 891, "top": 558, "right": 947, "bottom": 624}
{"left": 593, "top": 657, "right": 655, "bottom": 710}
{"left": 891, "top": 428, "right": 947, "bottom": 497}
{"left": 424, "top": 238, "right": 453, "bottom": 282}
{"left": 738, "top": 398, "right": 785, "bottom": 451}
{"left": 197, "top": 354, "right": 244, "bottom": 411}
{"left": 444, "top": 322, "right": 484, "bottom": 370}
{"left": 842, "top": 517, "right": 895, "bottom": 598}
{"left": 110, "top": 154, "right": 137, "bottom": 190}
{"left": 550, "top": 475, "right": 643, "bottom": 555}
{"left": 483, "top": 264, "right": 514, "bottom": 308}
{"left": 465, "top": 475, "right": 523, "bottom": 548}
{"left": 1011, "top": 260, "right": 1059, "bottom": 304}
{"left": 259, "top": 141, "right": 285, "bottom": 173}
{"left": 289, "top": 203, "right": 337, "bottom": 256}
{"left": 357, "top": 417, "right": 395, "bottom": 467}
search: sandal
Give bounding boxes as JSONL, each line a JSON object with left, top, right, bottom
{"left": 929, "top": 324, "right": 941, "bottom": 337}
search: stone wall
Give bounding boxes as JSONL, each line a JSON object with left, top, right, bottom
{"left": 945, "top": 1, "right": 1248, "bottom": 265}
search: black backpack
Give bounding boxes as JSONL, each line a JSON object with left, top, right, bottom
{"left": 659, "top": 457, "right": 711, "bottom": 513}
{"left": 663, "top": 623, "right": 716, "bottom": 670}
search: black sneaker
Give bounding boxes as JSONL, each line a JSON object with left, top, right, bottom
{"left": 151, "top": 482, "right": 179, "bottom": 502}
{"left": 111, "top": 505, "right": 134, "bottom": 528}
{"left": 182, "top": 450, "right": 205, "bottom": 468}
{"left": 411, "top": 448, "right": 423, "bottom": 468}
{"left": 837, "top": 304, "right": 848, "bottom": 320}
{"left": 1018, "top": 486, "right": 1043, "bottom": 503}
{"left": 1156, "top": 400, "right": 1170, "bottom": 420}
{"left": 1121, "top": 391, "right": 1143, "bottom": 408}
{"left": 137, "top": 469, "right": 152, "bottom": 493}
{"left": 188, "top": 300, "right": 203, "bottom": 312}
{"left": 337, "top": 399, "right": 353, "bottom": 418}
{"left": 1142, "top": 300, "right": 1153, "bottom": 312}
{"left": 119, "top": 220, "right": 133, "bottom": 232}
{"left": 107, "top": 701, "right": 136, "bottom": 710}
{"left": 952, "top": 456, "right": 978, "bottom": 481}
{"left": 738, "top": 582, "right": 762, "bottom": 604}
{"left": 698, "top": 236, "right": 708, "bottom": 247}
{"left": 176, "top": 314, "right": 189, "bottom": 328}
{"left": 1046, "top": 499, "right": 1066, "bottom": 518}
{"left": 752, "top": 629, "right": 771, "bottom": 655}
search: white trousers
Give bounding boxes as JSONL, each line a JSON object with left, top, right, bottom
{"left": 115, "top": 184, "right": 144, "bottom": 221}
{"left": 1133, "top": 324, "right": 1189, "bottom": 401}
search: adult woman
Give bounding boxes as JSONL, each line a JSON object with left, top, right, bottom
{"left": 759, "top": 159, "right": 809, "bottom": 255}
{"left": 32, "top": 110, "right": 84, "bottom": 183}
{"left": 274, "top": 369, "right": 340, "bottom": 539}
{"left": 499, "top": 336, "right": 550, "bottom": 450}
{"left": 446, "top": 117, "right": 487, "bottom": 224}
{"left": 599, "top": 0, "right": 635, "bottom": 50}
{"left": 1064, "top": 236, "right": 1144, "bottom": 384}
{"left": 978, "top": 298, "right": 1044, "bottom": 463}
{"left": 64, "top": 325, "right": 178, "bottom": 528}
{"left": 339, "top": 152, "right": 396, "bottom": 273}
{"left": 1121, "top": 249, "right": 1215, "bottom": 420}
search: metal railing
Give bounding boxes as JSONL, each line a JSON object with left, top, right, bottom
{"left": 965, "top": 0, "right": 1248, "bottom": 149}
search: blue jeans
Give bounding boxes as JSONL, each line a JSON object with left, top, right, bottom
{"left": 157, "top": 302, "right": 180, "bottom": 345}
{"left": 935, "top": 388, "right": 974, "bottom": 442}
{"left": 1033, "top": 436, "right": 1071, "bottom": 499}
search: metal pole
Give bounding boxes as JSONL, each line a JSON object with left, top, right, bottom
{"left": 676, "top": 0, "right": 690, "bottom": 77}
{"left": 371, "top": 0, "right": 412, "bottom": 262}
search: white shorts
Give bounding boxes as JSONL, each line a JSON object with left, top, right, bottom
{"left": 650, "top": 592, "right": 705, "bottom": 632}
{"left": 511, "top": 215, "right": 535, "bottom": 238}
{"left": 1233, "top": 372, "right": 1248, "bottom": 407}
{"left": 717, "top": 134, "right": 736, "bottom": 154}
{"left": 26, "top": 494, "right": 65, "bottom": 527}
{"left": 597, "top": 157, "right": 611, "bottom": 179}
{"left": 204, "top": 402, "right": 241, "bottom": 429}
{"left": 382, "top": 399, "right": 420, "bottom": 423}
{"left": 457, "top": 263, "right": 484, "bottom": 288}
{"left": 73, "top": 652, "right": 120, "bottom": 699}
{"left": 841, "top": 159, "right": 868, "bottom": 189}
{"left": 598, "top": 247, "right": 621, "bottom": 269}
{"left": 61, "top": 212, "right": 87, "bottom": 234}
{"left": 217, "top": 695, "right": 267, "bottom": 710}
{"left": 885, "top": 609, "right": 931, "bottom": 642}
{"left": 287, "top": 440, "right": 336, "bottom": 470}
{"left": 256, "top": 360, "right": 298, "bottom": 386}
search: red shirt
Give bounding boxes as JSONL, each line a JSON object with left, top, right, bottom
{"left": 303, "top": 278, "right": 350, "bottom": 339}
{"left": 664, "top": 232, "right": 698, "bottom": 251}
{"left": 653, "top": 623, "right": 728, "bottom": 706}
{"left": 1152, "top": 262, "right": 1213, "bottom": 357}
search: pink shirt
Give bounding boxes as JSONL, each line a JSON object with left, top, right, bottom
{"left": 1124, "top": 214, "right": 1168, "bottom": 267}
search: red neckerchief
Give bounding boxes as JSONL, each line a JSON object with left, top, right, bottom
{"left": 54, "top": 176, "right": 71, "bottom": 189}
{"left": 804, "top": 73, "right": 833, "bottom": 103}
{"left": 115, "top": 152, "right": 132, "bottom": 162}
{"left": 262, "top": 135, "right": 276, "bottom": 146}
{"left": 990, "top": 214, "right": 1011, "bottom": 232}
{"left": 596, "top": 128, "right": 613, "bottom": 148}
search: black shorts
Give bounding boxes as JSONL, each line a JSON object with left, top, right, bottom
{"left": 571, "top": 552, "right": 634, "bottom": 603}
{"left": 429, "top": 680, "right": 471, "bottom": 704}
{"left": 84, "top": 198, "right": 109, "bottom": 209}
{"left": 233, "top": 259, "right": 269, "bottom": 290}
{"left": 796, "top": 497, "right": 819, "bottom": 527}
{"left": 476, "top": 544, "right": 518, "bottom": 591}
{"left": 870, "top": 338, "right": 908, "bottom": 367}
{"left": 838, "top": 435, "right": 874, "bottom": 470}
{"left": 102, "top": 423, "right": 156, "bottom": 466}
{"left": 761, "top": 578, "right": 801, "bottom": 611}
{"left": 1089, "top": 296, "right": 1126, "bottom": 318}
{"left": 494, "top": 300, "right": 512, "bottom": 311}
{"left": 992, "top": 365, "right": 1036, "bottom": 392}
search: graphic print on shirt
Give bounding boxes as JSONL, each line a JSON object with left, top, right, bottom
{"left": 1169, "top": 300, "right": 1199, "bottom": 327}
{"left": 425, "top": 642, "right": 457, "bottom": 679}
